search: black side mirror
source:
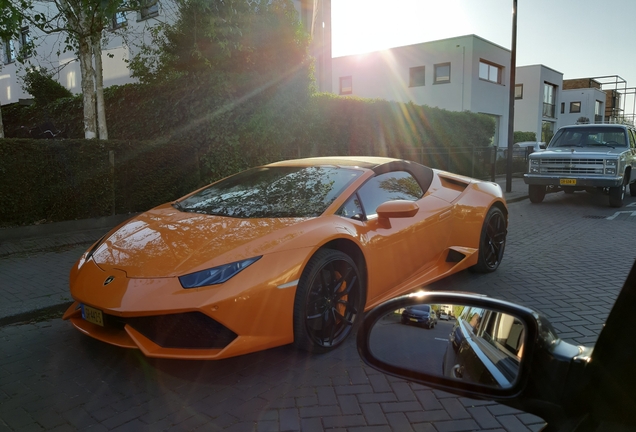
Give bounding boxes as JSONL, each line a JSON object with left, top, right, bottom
{"left": 357, "top": 292, "right": 541, "bottom": 399}
{"left": 357, "top": 291, "right": 591, "bottom": 428}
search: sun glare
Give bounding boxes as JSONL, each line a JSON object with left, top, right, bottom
{"left": 332, "top": 0, "right": 473, "bottom": 57}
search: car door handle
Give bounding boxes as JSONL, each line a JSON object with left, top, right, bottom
{"left": 439, "top": 210, "right": 452, "bottom": 221}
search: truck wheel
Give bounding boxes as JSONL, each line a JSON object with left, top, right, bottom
{"left": 630, "top": 182, "right": 636, "bottom": 197}
{"left": 609, "top": 185, "right": 626, "bottom": 208}
{"left": 529, "top": 185, "right": 545, "bottom": 203}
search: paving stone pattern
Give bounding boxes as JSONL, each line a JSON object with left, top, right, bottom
{"left": 1, "top": 189, "right": 634, "bottom": 431}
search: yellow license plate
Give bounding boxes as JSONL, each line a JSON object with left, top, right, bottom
{"left": 82, "top": 304, "right": 104, "bottom": 326}
{"left": 560, "top": 179, "right": 576, "bottom": 185}
{"left": 409, "top": 318, "right": 418, "bottom": 322}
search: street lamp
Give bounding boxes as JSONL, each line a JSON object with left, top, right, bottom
{"left": 506, "top": 0, "right": 517, "bottom": 193}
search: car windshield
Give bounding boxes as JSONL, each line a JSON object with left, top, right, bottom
{"left": 549, "top": 127, "right": 627, "bottom": 148}
{"left": 178, "top": 166, "right": 364, "bottom": 218}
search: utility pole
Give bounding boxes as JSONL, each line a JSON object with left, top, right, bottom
{"left": 506, "top": 0, "right": 518, "bottom": 193}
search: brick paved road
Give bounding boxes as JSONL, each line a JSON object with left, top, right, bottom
{"left": 1, "top": 190, "right": 634, "bottom": 431}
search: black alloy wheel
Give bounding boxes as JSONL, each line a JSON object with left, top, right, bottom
{"left": 293, "top": 249, "right": 364, "bottom": 353}
{"left": 471, "top": 206, "right": 507, "bottom": 273}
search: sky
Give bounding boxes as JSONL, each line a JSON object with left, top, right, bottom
{"left": 331, "top": 0, "right": 636, "bottom": 95}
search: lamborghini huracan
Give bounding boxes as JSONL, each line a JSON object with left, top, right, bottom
{"left": 63, "top": 156, "right": 507, "bottom": 359}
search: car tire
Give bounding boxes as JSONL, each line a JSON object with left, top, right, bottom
{"left": 470, "top": 206, "right": 507, "bottom": 273}
{"left": 529, "top": 185, "right": 546, "bottom": 203}
{"left": 630, "top": 182, "right": 636, "bottom": 197}
{"left": 293, "top": 249, "right": 364, "bottom": 353}
{"left": 609, "top": 184, "right": 626, "bottom": 208}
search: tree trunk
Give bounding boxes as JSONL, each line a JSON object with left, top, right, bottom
{"left": 78, "top": 34, "right": 97, "bottom": 139}
{"left": 92, "top": 35, "right": 108, "bottom": 140}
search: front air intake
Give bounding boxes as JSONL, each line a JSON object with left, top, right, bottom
{"left": 108, "top": 312, "right": 237, "bottom": 349}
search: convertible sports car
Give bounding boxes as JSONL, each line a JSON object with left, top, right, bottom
{"left": 63, "top": 156, "right": 507, "bottom": 360}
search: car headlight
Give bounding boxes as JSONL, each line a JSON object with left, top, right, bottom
{"left": 179, "top": 257, "right": 261, "bottom": 288}
{"left": 530, "top": 159, "right": 539, "bottom": 166}
{"left": 605, "top": 159, "right": 617, "bottom": 167}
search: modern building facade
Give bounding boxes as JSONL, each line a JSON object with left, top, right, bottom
{"left": 330, "top": 35, "right": 512, "bottom": 148}
{"left": 563, "top": 77, "right": 629, "bottom": 123}
{"left": 560, "top": 86, "right": 606, "bottom": 126}
{"left": 513, "top": 65, "right": 564, "bottom": 143}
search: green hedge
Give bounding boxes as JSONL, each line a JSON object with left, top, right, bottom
{"left": 0, "top": 138, "right": 200, "bottom": 227}
{"left": 1, "top": 82, "right": 499, "bottom": 227}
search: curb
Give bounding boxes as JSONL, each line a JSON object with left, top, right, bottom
{"left": 0, "top": 302, "right": 73, "bottom": 327}
{"left": 505, "top": 195, "right": 529, "bottom": 204}
{"left": 0, "top": 213, "right": 136, "bottom": 242}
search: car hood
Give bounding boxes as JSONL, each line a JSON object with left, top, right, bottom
{"left": 540, "top": 147, "right": 625, "bottom": 157}
{"left": 91, "top": 204, "right": 314, "bottom": 278}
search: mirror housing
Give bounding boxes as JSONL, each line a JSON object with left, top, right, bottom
{"left": 357, "top": 292, "right": 539, "bottom": 399}
{"left": 358, "top": 291, "right": 597, "bottom": 427}
{"left": 376, "top": 200, "right": 419, "bottom": 219}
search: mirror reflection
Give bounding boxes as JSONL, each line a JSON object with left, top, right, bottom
{"left": 368, "top": 303, "right": 526, "bottom": 389}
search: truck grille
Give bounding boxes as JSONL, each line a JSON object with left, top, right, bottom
{"left": 539, "top": 158, "right": 605, "bottom": 175}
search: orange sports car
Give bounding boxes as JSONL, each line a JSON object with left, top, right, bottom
{"left": 63, "top": 156, "right": 507, "bottom": 360}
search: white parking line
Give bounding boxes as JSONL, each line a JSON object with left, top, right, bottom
{"left": 607, "top": 211, "right": 636, "bottom": 220}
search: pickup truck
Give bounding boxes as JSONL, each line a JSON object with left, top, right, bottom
{"left": 523, "top": 123, "right": 636, "bottom": 207}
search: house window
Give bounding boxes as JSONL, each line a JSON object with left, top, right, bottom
{"left": 514, "top": 84, "right": 523, "bottom": 99}
{"left": 339, "top": 76, "right": 352, "bottom": 95}
{"left": 561, "top": 103, "right": 565, "bottom": 114}
{"left": 570, "top": 102, "right": 581, "bottom": 113}
{"left": 112, "top": 12, "right": 127, "bottom": 29}
{"left": 409, "top": 66, "right": 425, "bottom": 87}
{"left": 3, "top": 39, "right": 15, "bottom": 64}
{"left": 479, "top": 60, "right": 502, "bottom": 84}
{"left": 139, "top": 1, "right": 159, "bottom": 20}
{"left": 434, "top": 63, "right": 450, "bottom": 84}
{"left": 20, "top": 27, "right": 31, "bottom": 58}
{"left": 595, "top": 100, "right": 603, "bottom": 123}
{"left": 542, "top": 82, "right": 557, "bottom": 118}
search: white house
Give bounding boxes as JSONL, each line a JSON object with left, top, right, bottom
{"left": 560, "top": 87, "right": 606, "bottom": 126}
{"left": 330, "top": 35, "right": 512, "bottom": 149}
{"left": 1, "top": 2, "right": 171, "bottom": 106}
{"left": 513, "top": 65, "right": 564, "bottom": 143}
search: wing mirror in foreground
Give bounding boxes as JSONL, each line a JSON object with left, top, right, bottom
{"left": 356, "top": 291, "right": 593, "bottom": 430}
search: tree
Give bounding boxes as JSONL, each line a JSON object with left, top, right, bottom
{"left": 127, "top": 0, "right": 313, "bottom": 173}
{"left": 130, "top": 0, "right": 311, "bottom": 92}
{"left": 13, "top": 0, "right": 146, "bottom": 139}
{"left": 0, "top": 0, "right": 25, "bottom": 138}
